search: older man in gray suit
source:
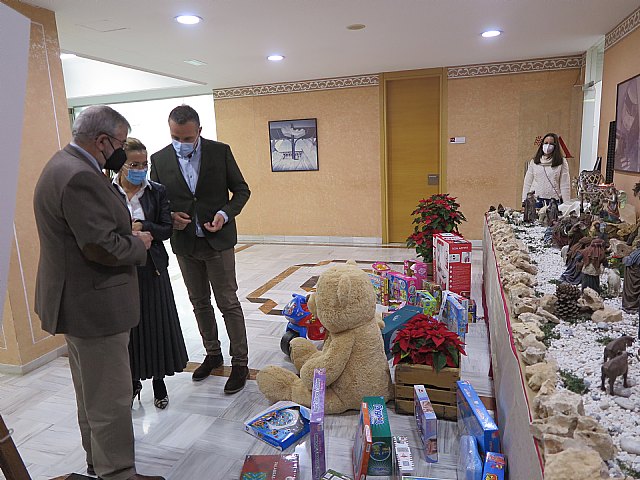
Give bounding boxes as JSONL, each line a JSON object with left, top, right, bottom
{"left": 33, "top": 106, "right": 164, "bottom": 480}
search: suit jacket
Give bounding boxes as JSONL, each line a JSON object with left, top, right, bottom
{"left": 150, "top": 138, "right": 250, "bottom": 255}
{"left": 129, "top": 180, "right": 172, "bottom": 273}
{"left": 33, "top": 145, "right": 148, "bottom": 337}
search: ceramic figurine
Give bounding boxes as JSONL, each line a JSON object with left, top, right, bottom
{"left": 580, "top": 238, "right": 607, "bottom": 293}
{"left": 523, "top": 191, "right": 537, "bottom": 223}
{"left": 545, "top": 198, "right": 560, "bottom": 226}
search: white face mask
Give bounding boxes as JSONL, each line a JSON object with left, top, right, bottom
{"left": 542, "top": 144, "right": 555, "bottom": 155}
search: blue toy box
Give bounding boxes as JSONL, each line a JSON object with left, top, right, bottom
{"left": 244, "top": 401, "right": 310, "bottom": 450}
{"left": 440, "top": 292, "right": 468, "bottom": 341}
{"left": 482, "top": 452, "right": 507, "bottom": 480}
{"left": 456, "top": 381, "right": 500, "bottom": 457}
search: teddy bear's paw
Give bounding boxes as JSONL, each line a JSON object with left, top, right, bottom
{"left": 289, "top": 337, "right": 318, "bottom": 370}
{"left": 256, "top": 366, "right": 297, "bottom": 403}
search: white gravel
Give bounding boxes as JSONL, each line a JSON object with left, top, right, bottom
{"left": 512, "top": 223, "right": 640, "bottom": 477}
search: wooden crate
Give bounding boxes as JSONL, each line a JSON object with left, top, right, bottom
{"left": 394, "top": 364, "right": 460, "bottom": 420}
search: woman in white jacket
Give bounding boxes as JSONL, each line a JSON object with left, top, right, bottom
{"left": 522, "top": 132, "right": 571, "bottom": 207}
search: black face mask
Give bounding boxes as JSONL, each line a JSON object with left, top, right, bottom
{"left": 103, "top": 138, "right": 127, "bottom": 171}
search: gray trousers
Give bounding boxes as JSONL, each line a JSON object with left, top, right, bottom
{"left": 176, "top": 241, "right": 248, "bottom": 366}
{"left": 66, "top": 332, "right": 136, "bottom": 480}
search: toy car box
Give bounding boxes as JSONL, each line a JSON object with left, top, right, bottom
{"left": 414, "top": 385, "right": 438, "bottom": 463}
{"left": 482, "top": 452, "right": 507, "bottom": 480}
{"left": 364, "top": 396, "right": 393, "bottom": 476}
{"left": 382, "top": 305, "right": 422, "bottom": 359}
{"left": 352, "top": 402, "right": 372, "bottom": 480}
{"left": 456, "top": 381, "right": 500, "bottom": 457}
{"left": 310, "top": 369, "right": 326, "bottom": 480}
{"left": 244, "top": 401, "right": 310, "bottom": 450}
{"left": 433, "top": 233, "right": 472, "bottom": 296}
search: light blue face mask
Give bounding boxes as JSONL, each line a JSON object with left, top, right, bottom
{"left": 172, "top": 137, "right": 198, "bottom": 158}
{"left": 126, "top": 169, "right": 147, "bottom": 185}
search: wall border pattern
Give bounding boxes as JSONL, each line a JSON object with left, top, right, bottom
{"left": 447, "top": 55, "right": 584, "bottom": 79}
{"left": 212, "top": 74, "right": 379, "bottom": 99}
{"left": 605, "top": 6, "right": 640, "bottom": 50}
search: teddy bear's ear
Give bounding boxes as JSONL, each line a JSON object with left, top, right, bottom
{"left": 346, "top": 259, "right": 357, "bottom": 266}
{"left": 336, "top": 274, "right": 352, "bottom": 307}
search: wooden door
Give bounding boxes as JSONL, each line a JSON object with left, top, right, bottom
{"left": 383, "top": 71, "right": 443, "bottom": 243}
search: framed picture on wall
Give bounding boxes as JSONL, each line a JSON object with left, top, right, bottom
{"left": 614, "top": 73, "right": 640, "bottom": 173}
{"left": 269, "top": 118, "right": 319, "bottom": 172}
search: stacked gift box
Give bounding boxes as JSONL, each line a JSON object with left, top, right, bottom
{"left": 432, "top": 233, "right": 472, "bottom": 297}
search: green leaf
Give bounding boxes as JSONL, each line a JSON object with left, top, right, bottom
{"left": 434, "top": 352, "right": 447, "bottom": 372}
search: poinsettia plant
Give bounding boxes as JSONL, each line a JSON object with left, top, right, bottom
{"left": 391, "top": 314, "right": 466, "bottom": 372}
{"left": 406, "top": 193, "right": 466, "bottom": 262}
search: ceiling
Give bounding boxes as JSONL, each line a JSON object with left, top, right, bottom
{"left": 21, "top": 0, "right": 640, "bottom": 94}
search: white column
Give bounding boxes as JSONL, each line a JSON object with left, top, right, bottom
{"left": 579, "top": 38, "right": 605, "bottom": 172}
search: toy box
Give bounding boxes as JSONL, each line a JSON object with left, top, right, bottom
{"left": 458, "top": 435, "right": 482, "bottom": 480}
{"left": 421, "top": 280, "right": 443, "bottom": 310}
{"left": 416, "top": 290, "right": 438, "bottom": 316}
{"left": 369, "top": 273, "right": 390, "bottom": 306}
{"left": 372, "top": 261, "right": 391, "bottom": 276}
{"left": 364, "top": 396, "right": 393, "bottom": 476}
{"left": 240, "top": 454, "right": 299, "bottom": 479}
{"left": 414, "top": 385, "right": 438, "bottom": 463}
{"left": 387, "top": 272, "right": 420, "bottom": 305}
{"left": 310, "top": 369, "right": 326, "bottom": 480}
{"left": 404, "top": 260, "right": 432, "bottom": 284}
{"left": 468, "top": 299, "right": 477, "bottom": 323}
{"left": 482, "top": 452, "right": 507, "bottom": 480}
{"left": 393, "top": 435, "right": 414, "bottom": 478}
{"left": 382, "top": 305, "right": 423, "bottom": 359}
{"left": 439, "top": 292, "right": 468, "bottom": 341}
{"left": 433, "top": 233, "right": 472, "bottom": 295}
{"left": 244, "top": 401, "right": 310, "bottom": 450}
{"left": 321, "top": 470, "right": 353, "bottom": 480}
{"left": 352, "top": 402, "right": 372, "bottom": 480}
{"left": 456, "top": 381, "right": 500, "bottom": 457}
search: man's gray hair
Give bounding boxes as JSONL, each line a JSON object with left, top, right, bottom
{"left": 72, "top": 105, "right": 131, "bottom": 143}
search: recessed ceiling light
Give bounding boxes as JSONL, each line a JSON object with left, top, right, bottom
{"left": 60, "top": 53, "right": 77, "bottom": 60}
{"left": 184, "top": 59, "right": 207, "bottom": 66}
{"left": 267, "top": 55, "right": 285, "bottom": 62}
{"left": 346, "top": 24, "right": 366, "bottom": 31}
{"left": 481, "top": 30, "right": 502, "bottom": 38}
{"left": 175, "top": 15, "right": 202, "bottom": 25}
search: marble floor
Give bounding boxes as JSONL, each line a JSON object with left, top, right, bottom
{"left": 0, "top": 243, "right": 492, "bottom": 480}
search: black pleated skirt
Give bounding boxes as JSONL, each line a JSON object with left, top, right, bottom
{"left": 129, "top": 263, "right": 189, "bottom": 380}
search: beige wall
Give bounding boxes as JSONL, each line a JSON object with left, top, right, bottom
{"left": 214, "top": 87, "right": 381, "bottom": 238}
{"left": 0, "top": 0, "right": 70, "bottom": 369}
{"left": 598, "top": 27, "right": 640, "bottom": 211}
{"left": 447, "top": 69, "right": 583, "bottom": 238}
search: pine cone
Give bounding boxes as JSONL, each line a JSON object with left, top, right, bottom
{"left": 555, "top": 283, "right": 581, "bottom": 320}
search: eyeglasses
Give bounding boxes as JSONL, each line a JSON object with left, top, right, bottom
{"left": 101, "top": 133, "right": 127, "bottom": 148}
{"left": 124, "top": 162, "right": 149, "bottom": 170}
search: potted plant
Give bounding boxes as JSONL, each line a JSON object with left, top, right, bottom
{"left": 406, "top": 193, "right": 466, "bottom": 263}
{"left": 391, "top": 314, "right": 466, "bottom": 371}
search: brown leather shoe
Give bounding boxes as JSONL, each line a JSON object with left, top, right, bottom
{"left": 192, "top": 354, "right": 223, "bottom": 381}
{"left": 224, "top": 366, "right": 249, "bottom": 394}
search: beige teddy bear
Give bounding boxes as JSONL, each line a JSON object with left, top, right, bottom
{"left": 256, "top": 262, "right": 393, "bottom": 414}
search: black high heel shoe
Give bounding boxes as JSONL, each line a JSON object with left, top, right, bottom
{"left": 152, "top": 378, "right": 168, "bottom": 409}
{"left": 132, "top": 380, "right": 142, "bottom": 407}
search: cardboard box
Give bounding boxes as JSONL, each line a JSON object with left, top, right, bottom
{"left": 369, "top": 273, "right": 390, "bottom": 306}
{"left": 240, "top": 454, "right": 299, "bottom": 479}
{"left": 382, "top": 305, "right": 423, "bottom": 359}
{"left": 352, "top": 402, "right": 372, "bottom": 480}
{"left": 421, "top": 280, "right": 443, "bottom": 310}
{"left": 468, "top": 299, "right": 477, "bottom": 323}
{"left": 439, "top": 292, "right": 468, "bottom": 341}
{"left": 456, "top": 381, "right": 500, "bottom": 457}
{"left": 321, "top": 470, "right": 353, "bottom": 480}
{"left": 414, "top": 385, "right": 438, "bottom": 463}
{"left": 404, "top": 260, "right": 432, "bottom": 284}
{"left": 387, "top": 272, "right": 420, "bottom": 305}
{"left": 310, "top": 369, "right": 326, "bottom": 480}
{"left": 364, "top": 396, "right": 393, "bottom": 476}
{"left": 244, "top": 401, "right": 310, "bottom": 450}
{"left": 393, "top": 435, "right": 414, "bottom": 478}
{"left": 458, "top": 435, "right": 482, "bottom": 480}
{"left": 433, "top": 233, "right": 472, "bottom": 295}
{"left": 416, "top": 290, "right": 438, "bottom": 316}
{"left": 482, "top": 452, "right": 507, "bottom": 480}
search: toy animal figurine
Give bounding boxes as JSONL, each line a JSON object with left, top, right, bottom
{"left": 605, "top": 268, "right": 621, "bottom": 297}
{"left": 561, "top": 245, "right": 569, "bottom": 263}
{"left": 538, "top": 204, "right": 549, "bottom": 224}
{"left": 545, "top": 199, "right": 560, "bottom": 226}
{"left": 603, "top": 335, "right": 634, "bottom": 363}
{"left": 524, "top": 191, "right": 537, "bottom": 223}
{"left": 601, "top": 352, "right": 629, "bottom": 395}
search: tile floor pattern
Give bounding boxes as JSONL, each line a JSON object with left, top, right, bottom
{"left": 0, "top": 243, "right": 492, "bottom": 479}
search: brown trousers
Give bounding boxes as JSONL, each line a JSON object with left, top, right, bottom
{"left": 66, "top": 332, "right": 136, "bottom": 480}
{"left": 176, "top": 241, "right": 248, "bottom": 366}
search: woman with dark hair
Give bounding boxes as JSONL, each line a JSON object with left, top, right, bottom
{"left": 522, "top": 133, "right": 571, "bottom": 208}
{"left": 114, "top": 137, "right": 189, "bottom": 409}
